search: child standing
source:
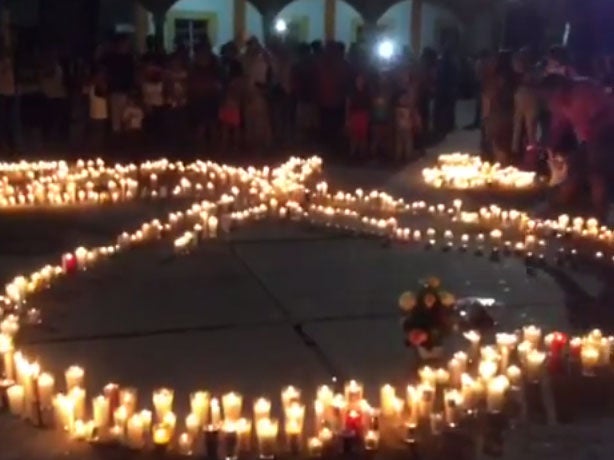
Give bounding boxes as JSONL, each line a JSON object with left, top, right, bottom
{"left": 346, "top": 74, "right": 370, "bottom": 158}
{"left": 122, "top": 93, "right": 144, "bottom": 157}
{"left": 219, "top": 67, "right": 243, "bottom": 152}
{"left": 88, "top": 67, "right": 108, "bottom": 153}
{"left": 393, "top": 75, "right": 420, "bottom": 162}
{"left": 370, "top": 74, "right": 392, "bottom": 158}
{"left": 244, "top": 83, "right": 271, "bottom": 151}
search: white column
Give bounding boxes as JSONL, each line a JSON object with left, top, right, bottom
{"left": 134, "top": 1, "right": 149, "bottom": 54}
{"left": 411, "top": 0, "right": 423, "bottom": 55}
{"left": 234, "top": 0, "right": 247, "bottom": 45}
{"left": 324, "top": 0, "right": 336, "bottom": 42}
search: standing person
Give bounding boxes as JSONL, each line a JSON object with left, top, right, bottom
{"left": 141, "top": 65, "right": 165, "bottom": 152}
{"left": 415, "top": 48, "right": 437, "bottom": 146}
{"left": 433, "top": 47, "right": 458, "bottom": 138}
{"left": 315, "top": 42, "right": 349, "bottom": 152}
{"left": 465, "top": 50, "right": 490, "bottom": 130}
{"left": 103, "top": 35, "right": 135, "bottom": 135}
{"left": 188, "top": 42, "right": 222, "bottom": 149}
{"left": 511, "top": 49, "right": 539, "bottom": 166}
{"left": 0, "top": 47, "right": 16, "bottom": 154}
{"left": 540, "top": 74, "right": 614, "bottom": 220}
{"left": 40, "top": 49, "right": 68, "bottom": 145}
{"left": 370, "top": 73, "right": 392, "bottom": 159}
{"left": 394, "top": 73, "right": 420, "bottom": 162}
{"left": 121, "top": 92, "right": 144, "bottom": 158}
{"left": 345, "top": 73, "right": 370, "bottom": 159}
{"left": 269, "top": 42, "right": 295, "bottom": 145}
{"left": 164, "top": 53, "right": 189, "bottom": 154}
{"left": 218, "top": 63, "right": 243, "bottom": 153}
{"left": 88, "top": 66, "right": 108, "bottom": 153}
{"left": 293, "top": 43, "right": 317, "bottom": 143}
{"left": 483, "top": 51, "right": 516, "bottom": 164}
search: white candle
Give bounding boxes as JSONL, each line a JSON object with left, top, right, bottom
{"left": 7, "top": 384, "right": 24, "bottom": 415}
{"left": 153, "top": 388, "right": 174, "bottom": 421}
{"left": 222, "top": 391, "right": 242, "bottom": 422}
{"left": 343, "top": 380, "right": 362, "bottom": 406}
{"left": 486, "top": 376, "right": 509, "bottom": 413}
{"left": 37, "top": 372, "right": 54, "bottom": 408}
{"left": 92, "top": 395, "right": 110, "bottom": 430}
{"left": 126, "top": 413, "right": 145, "bottom": 448}
{"left": 64, "top": 366, "right": 84, "bottom": 391}
{"left": 380, "top": 384, "right": 396, "bottom": 416}
{"left": 70, "top": 387, "right": 87, "bottom": 421}
{"left": 525, "top": 350, "right": 546, "bottom": 381}
{"left": 190, "top": 391, "right": 210, "bottom": 426}
{"left": 253, "top": 397, "right": 271, "bottom": 422}
{"left": 210, "top": 397, "right": 222, "bottom": 427}
{"left": 120, "top": 387, "right": 137, "bottom": 417}
{"left": 256, "top": 418, "right": 278, "bottom": 459}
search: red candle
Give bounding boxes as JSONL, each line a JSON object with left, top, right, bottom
{"left": 345, "top": 409, "right": 362, "bottom": 434}
{"left": 547, "top": 332, "right": 568, "bottom": 374}
{"left": 61, "top": 253, "right": 77, "bottom": 274}
{"left": 569, "top": 337, "right": 582, "bottom": 359}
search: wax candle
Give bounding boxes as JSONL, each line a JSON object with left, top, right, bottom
{"left": 120, "top": 387, "right": 137, "bottom": 417}
{"left": 178, "top": 432, "right": 193, "bottom": 456}
{"left": 343, "top": 380, "right": 362, "bottom": 406}
{"left": 92, "top": 395, "right": 110, "bottom": 430}
{"left": 69, "top": 387, "right": 86, "bottom": 421}
{"left": 439, "top": 395, "right": 455, "bottom": 427}
{"left": 64, "top": 366, "right": 85, "bottom": 392}
{"left": 210, "top": 397, "right": 222, "bottom": 427}
{"left": 222, "top": 392, "right": 242, "bottom": 423}
{"left": 525, "top": 350, "right": 546, "bottom": 381}
{"left": 126, "top": 414, "right": 145, "bottom": 448}
{"left": 364, "top": 429, "right": 380, "bottom": 450}
{"left": 185, "top": 413, "right": 200, "bottom": 438}
{"left": 153, "top": 388, "right": 174, "bottom": 421}
{"left": 236, "top": 418, "right": 251, "bottom": 452}
{"left": 37, "top": 372, "right": 54, "bottom": 408}
{"left": 379, "top": 384, "right": 396, "bottom": 416}
{"left": 153, "top": 423, "right": 171, "bottom": 449}
{"left": 113, "top": 405, "right": 128, "bottom": 431}
{"left": 478, "top": 360, "right": 498, "bottom": 382}
{"left": 486, "top": 376, "right": 509, "bottom": 413}
{"left": 190, "top": 391, "right": 210, "bottom": 426}
{"left": 506, "top": 365, "right": 522, "bottom": 388}
{"left": 254, "top": 397, "right": 271, "bottom": 423}
{"left": 73, "top": 419, "right": 95, "bottom": 441}
{"left": 581, "top": 345, "right": 599, "bottom": 376}
{"left": 463, "top": 330, "right": 481, "bottom": 360}
{"left": 523, "top": 325, "right": 542, "bottom": 347}
{"left": 256, "top": 418, "right": 278, "bottom": 459}
{"left": 7, "top": 384, "right": 24, "bottom": 415}
{"left": 281, "top": 386, "right": 301, "bottom": 410}
{"left": 307, "top": 436, "right": 323, "bottom": 457}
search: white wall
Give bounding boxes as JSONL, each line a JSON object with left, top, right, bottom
{"left": 276, "top": 0, "right": 324, "bottom": 43}
{"left": 335, "top": 1, "right": 363, "bottom": 45}
{"left": 377, "top": 0, "right": 462, "bottom": 51}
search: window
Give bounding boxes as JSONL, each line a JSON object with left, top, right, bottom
{"left": 174, "top": 18, "right": 209, "bottom": 55}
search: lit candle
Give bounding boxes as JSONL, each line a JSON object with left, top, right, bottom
{"left": 523, "top": 325, "right": 542, "bottom": 346}
{"left": 222, "top": 392, "right": 243, "bottom": 423}
{"left": 92, "top": 395, "right": 110, "bottom": 430}
{"left": 190, "top": 391, "right": 210, "bottom": 426}
{"left": 210, "top": 397, "right": 222, "bottom": 427}
{"left": 178, "top": 432, "right": 193, "bottom": 456}
{"left": 525, "top": 350, "right": 546, "bottom": 381}
{"left": 256, "top": 418, "right": 278, "bottom": 459}
{"left": 37, "top": 372, "right": 54, "bottom": 408}
{"left": 281, "top": 386, "right": 301, "bottom": 410}
{"left": 70, "top": 387, "right": 87, "bottom": 421}
{"left": 254, "top": 397, "right": 271, "bottom": 423}
{"left": 153, "top": 423, "right": 172, "bottom": 450}
{"left": 120, "top": 387, "right": 137, "bottom": 417}
{"left": 307, "top": 436, "right": 323, "bottom": 457}
{"left": 486, "top": 376, "right": 509, "bottom": 413}
{"left": 236, "top": 418, "right": 251, "bottom": 452}
{"left": 186, "top": 412, "right": 200, "bottom": 438}
{"left": 581, "top": 345, "right": 600, "bottom": 376}
{"left": 343, "top": 380, "right": 362, "bottom": 406}
{"left": 7, "top": 384, "right": 24, "bottom": 415}
{"left": 126, "top": 414, "right": 145, "bottom": 448}
{"left": 443, "top": 389, "right": 463, "bottom": 425}
{"left": 153, "top": 388, "right": 174, "bottom": 421}
{"left": 364, "top": 429, "right": 380, "bottom": 450}
{"left": 380, "top": 384, "right": 396, "bottom": 416}
{"left": 463, "top": 330, "right": 481, "bottom": 360}
{"left": 64, "top": 365, "right": 84, "bottom": 391}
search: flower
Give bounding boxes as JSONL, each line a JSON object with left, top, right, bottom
{"left": 426, "top": 277, "right": 441, "bottom": 288}
{"left": 398, "top": 291, "right": 416, "bottom": 312}
{"left": 440, "top": 291, "right": 456, "bottom": 308}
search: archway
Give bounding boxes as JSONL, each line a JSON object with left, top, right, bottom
{"left": 152, "top": 0, "right": 264, "bottom": 51}
{"left": 273, "top": 0, "right": 363, "bottom": 45}
{"left": 377, "top": 0, "right": 462, "bottom": 51}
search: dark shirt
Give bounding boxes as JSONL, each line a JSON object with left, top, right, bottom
{"left": 348, "top": 88, "right": 370, "bottom": 111}
{"left": 103, "top": 53, "right": 135, "bottom": 93}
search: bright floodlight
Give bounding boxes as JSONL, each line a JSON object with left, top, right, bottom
{"left": 377, "top": 40, "right": 395, "bottom": 60}
{"left": 274, "top": 19, "right": 288, "bottom": 34}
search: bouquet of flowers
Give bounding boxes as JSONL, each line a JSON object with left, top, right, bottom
{"left": 399, "top": 277, "right": 455, "bottom": 351}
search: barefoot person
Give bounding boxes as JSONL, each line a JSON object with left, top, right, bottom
{"left": 540, "top": 74, "right": 614, "bottom": 219}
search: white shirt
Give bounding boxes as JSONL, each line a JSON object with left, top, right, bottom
{"left": 89, "top": 85, "right": 108, "bottom": 120}
{"left": 123, "top": 105, "right": 143, "bottom": 130}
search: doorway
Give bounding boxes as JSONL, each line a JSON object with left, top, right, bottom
{"left": 174, "top": 18, "right": 209, "bottom": 54}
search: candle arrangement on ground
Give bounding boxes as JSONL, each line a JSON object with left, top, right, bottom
{"left": 422, "top": 153, "right": 537, "bottom": 189}
{"left": 1, "top": 155, "right": 614, "bottom": 458}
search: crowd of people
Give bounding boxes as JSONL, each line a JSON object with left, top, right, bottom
{"left": 472, "top": 45, "right": 614, "bottom": 218}
{"left": 0, "top": 33, "right": 468, "bottom": 162}
{"left": 0, "top": 32, "right": 613, "bottom": 216}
